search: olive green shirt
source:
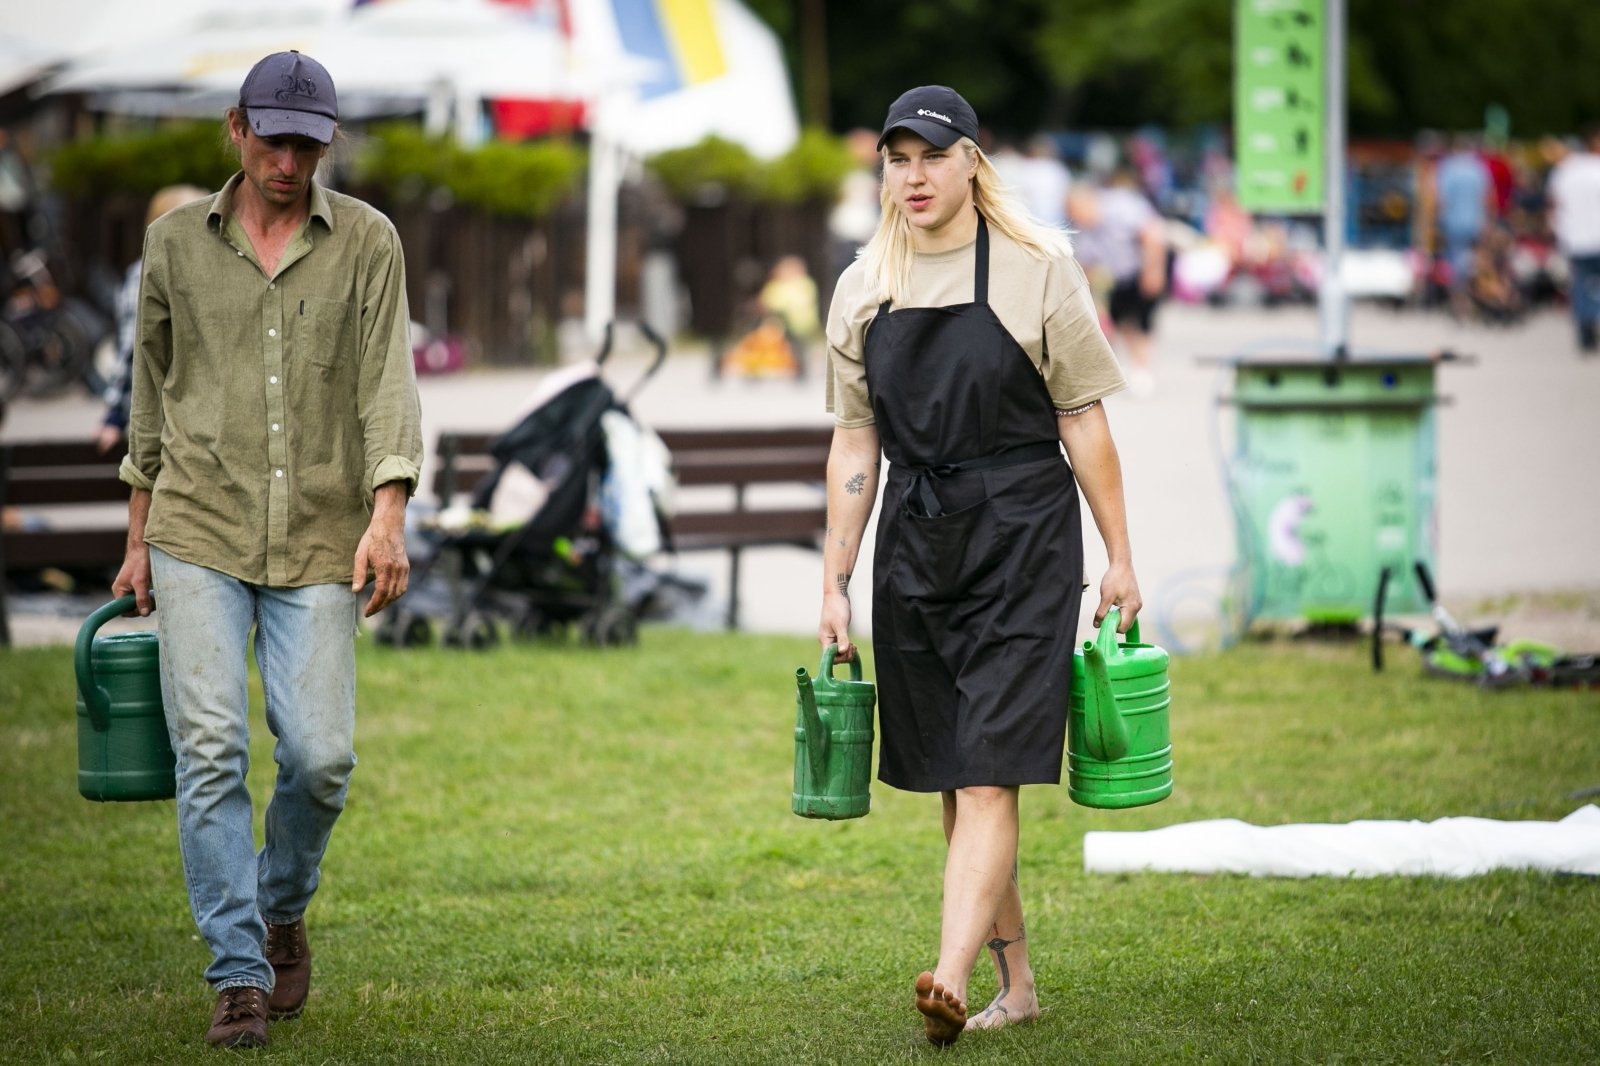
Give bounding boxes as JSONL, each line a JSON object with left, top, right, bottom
{"left": 119, "top": 173, "right": 423, "bottom": 587}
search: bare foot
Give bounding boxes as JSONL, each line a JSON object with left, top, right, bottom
{"left": 965, "top": 987, "right": 1041, "bottom": 1032}
{"left": 914, "top": 971, "right": 967, "bottom": 1046}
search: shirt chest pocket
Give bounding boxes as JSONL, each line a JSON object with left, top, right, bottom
{"left": 292, "top": 296, "right": 356, "bottom": 377}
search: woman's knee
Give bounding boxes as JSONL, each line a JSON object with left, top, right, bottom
{"left": 956, "top": 785, "right": 1018, "bottom": 809}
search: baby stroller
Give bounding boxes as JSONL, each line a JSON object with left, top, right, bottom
{"left": 378, "top": 321, "right": 674, "bottom": 649}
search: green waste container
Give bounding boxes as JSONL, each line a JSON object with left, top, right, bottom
{"left": 1227, "top": 356, "right": 1439, "bottom": 624}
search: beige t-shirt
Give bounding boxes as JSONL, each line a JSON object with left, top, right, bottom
{"left": 826, "top": 227, "right": 1126, "bottom": 428}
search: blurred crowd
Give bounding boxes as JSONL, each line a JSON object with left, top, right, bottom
{"left": 5, "top": 114, "right": 1600, "bottom": 411}
{"left": 980, "top": 124, "right": 1600, "bottom": 335}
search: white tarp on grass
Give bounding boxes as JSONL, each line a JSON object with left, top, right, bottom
{"left": 1084, "top": 805, "right": 1600, "bottom": 878}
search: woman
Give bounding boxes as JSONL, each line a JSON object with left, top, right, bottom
{"left": 819, "top": 85, "right": 1142, "bottom": 1046}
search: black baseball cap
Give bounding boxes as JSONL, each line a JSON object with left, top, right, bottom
{"left": 238, "top": 51, "right": 338, "bottom": 144}
{"left": 876, "top": 85, "right": 980, "bottom": 151}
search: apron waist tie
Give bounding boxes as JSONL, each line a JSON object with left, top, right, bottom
{"left": 898, "top": 440, "right": 1061, "bottom": 517}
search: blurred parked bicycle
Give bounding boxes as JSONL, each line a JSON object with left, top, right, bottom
{"left": 0, "top": 246, "right": 111, "bottom": 405}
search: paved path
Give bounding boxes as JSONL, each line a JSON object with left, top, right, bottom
{"left": 6, "top": 303, "right": 1598, "bottom": 648}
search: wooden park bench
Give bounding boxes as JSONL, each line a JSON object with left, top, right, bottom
{"left": 0, "top": 440, "right": 131, "bottom": 645}
{"left": 429, "top": 424, "right": 834, "bottom": 629}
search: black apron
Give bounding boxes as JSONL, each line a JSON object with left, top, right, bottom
{"left": 865, "top": 216, "right": 1084, "bottom": 792}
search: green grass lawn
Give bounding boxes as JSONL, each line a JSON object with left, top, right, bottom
{"left": 3, "top": 628, "right": 1597, "bottom": 1064}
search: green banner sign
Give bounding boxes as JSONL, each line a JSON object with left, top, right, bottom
{"left": 1235, "top": 0, "right": 1324, "bottom": 213}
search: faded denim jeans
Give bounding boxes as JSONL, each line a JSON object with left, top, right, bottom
{"left": 1570, "top": 254, "right": 1600, "bottom": 336}
{"left": 150, "top": 546, "right": 359, "bottom": 992}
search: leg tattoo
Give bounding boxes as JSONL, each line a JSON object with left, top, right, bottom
{"left": 985, "top": 926, "right": 1025, "bottom": 1008}
{"left": 979, "top": 861, "right": 1026, "bottom": 1021}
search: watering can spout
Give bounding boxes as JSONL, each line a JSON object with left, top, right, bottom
{"left": 1080, "top": 610, "right": 1131, "bottom": 761}
{"left": 795, "top": 666, "right": 829, "bottom": 786}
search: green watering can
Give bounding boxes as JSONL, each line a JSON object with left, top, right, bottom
{"left": 74, "top": 595, "right": 175, "bottom": 802}
{"left": 1067, "top": 608, "right": 1172, "bottom": 809}
{"left": 792, "top": 644, "right": 875, "bottom": 820}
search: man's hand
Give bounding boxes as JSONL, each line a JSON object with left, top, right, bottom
{"left": 112, "top": 543, "right": 153, "bottom": 615}
{"left": 353, "top": 482, "right": 410, "bottom": 618}
{"left": 113, "top": 487, "right": 154, "bottom": 615}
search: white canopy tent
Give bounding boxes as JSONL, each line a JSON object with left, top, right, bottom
{"left": 45, "top": 0, "right": 642, "bottom": 142}
{"left": 1, "top": 0, "right": 310, "bottom": 96}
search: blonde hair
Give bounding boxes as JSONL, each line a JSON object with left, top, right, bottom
{"left": 859, "top": 137, "right": 1073, "bottom": 304}
{"left": 146, "top": 184, "right": 212, "bottom": 227}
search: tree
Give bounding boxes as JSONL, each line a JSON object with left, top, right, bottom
{"left": 744, "top": 0, "right": 1600, "bottom": 138}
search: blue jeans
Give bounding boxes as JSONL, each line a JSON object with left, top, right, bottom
{"left": 1569, "top": 253, "right": 1600, "bottom": 334}
{"left": 150, "top": 547, "right": 359, "bottom": 992}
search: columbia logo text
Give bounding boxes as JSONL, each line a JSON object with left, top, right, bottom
{"left": 916, "top": 108, "right": 953, "bottom": 123}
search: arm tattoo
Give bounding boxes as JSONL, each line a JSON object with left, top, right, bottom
{"left": 835, "top": 572, "right": 851, "bottom": 595}
{"left": 844, "top": 472, "right": 867, "bottom": 495}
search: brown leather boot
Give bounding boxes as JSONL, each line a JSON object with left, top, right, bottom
{"left": 205, "top": 986, "right": 268, "bottom": 1048}
{"left": 264, "top": 919, "right": 311, "bottom": 1020}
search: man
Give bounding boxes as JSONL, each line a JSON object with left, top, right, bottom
{"left": 1549, "top": 125, "right": 1600, "bottom": 353}
{"left": 112, "top": 51, "right": 422, "bottom": 1049}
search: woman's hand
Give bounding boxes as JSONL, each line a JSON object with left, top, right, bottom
{"left": 1094, "top": 560, "right": 1143, "bottom": 631}
{"left": 819, "top": 588, "right": 855, "bottom": 660}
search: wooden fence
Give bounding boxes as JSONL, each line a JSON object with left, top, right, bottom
{"left": 60, "top": 187, "right": 835, "bottom": 366}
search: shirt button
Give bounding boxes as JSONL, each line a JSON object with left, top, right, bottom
{"left": 275, "top": 470, "right": 284, "bottom": 478}
{"left": 269, "top": 375, "right": 278, "bottom": 384}
{"left": 268, "top": 328, "right": 277, "bottom": 337}
{"left": 269, "top": 283, "right": 276, "bottom": 290}
{"left": 271, "top": 423, "right": 280, "bottom": 432}
{"left": 237, "top": 250, "right": 244, "bottom": 257}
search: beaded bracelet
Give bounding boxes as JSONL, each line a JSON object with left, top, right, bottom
{"left": 1054, "top": 400, "right": 1098, "bottom": 417}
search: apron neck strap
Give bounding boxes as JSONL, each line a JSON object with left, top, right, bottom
{"left": 974, "top": 213, "right": 989, "bottom": 304}
{"left": 875, "top": 212, "right": 989, "bottom": 314}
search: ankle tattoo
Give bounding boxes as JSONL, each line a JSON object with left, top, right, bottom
{"left": 986, "top": 921, "right": 1026, "bottom": 998}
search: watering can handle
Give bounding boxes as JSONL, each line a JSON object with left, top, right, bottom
{"left": 75, "top": 595, "right": 138, "bottom": 733}
{"left": 820, "top": 643, "right": 864, "bottom": 683}
{"left": 1096, "top": 608, "right": 1140, "bottom": 654}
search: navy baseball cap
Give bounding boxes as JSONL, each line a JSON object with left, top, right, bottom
{"left": 876, "top": 86, "right": 980, "bottom": 151}
{"left": 238, "top": 51, "right": 338, "bottom": 144}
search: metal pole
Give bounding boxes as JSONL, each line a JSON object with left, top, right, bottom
{"left": 1319, "top": 0, "right": 1348, "bottom": 358}
{"left": 585, "top": 93, "right": 620, "bottom": 344}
